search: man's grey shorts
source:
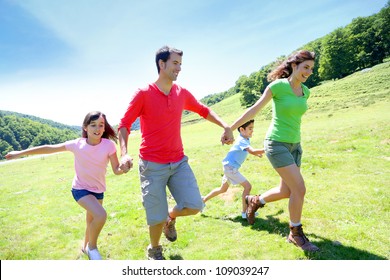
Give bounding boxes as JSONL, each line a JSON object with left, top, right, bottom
{"left": 264, "top": 139, "right": 303, "bottom": 168}
{"left": 139, "top": 156, "right": 203, "bottom": 226}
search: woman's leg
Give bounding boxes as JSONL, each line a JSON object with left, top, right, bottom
{"left": 273, "top": 164, "right": 305, "bottom": 224}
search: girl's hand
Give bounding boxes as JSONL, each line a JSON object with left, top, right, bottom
{"left": 120, "top": 154, "right": 133, "bottom": 173}
{"left": 5, "top": 151, "right": 21, "bottom": 160}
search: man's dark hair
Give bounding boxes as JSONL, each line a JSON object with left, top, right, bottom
{"left": 155, "top": 45, "right": 183, "bottom": 73}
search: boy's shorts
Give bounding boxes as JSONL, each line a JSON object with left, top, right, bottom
{"left": 222, "top": 165, "right": 247, "bottom": 185}
{"left": 71, "top": 189, "right": 104, "bottom": 202}
{"left": 139, "top": 156, "right": 203, "bottom": 226}
{"left": 264, "top": 139, "right": 302, "bottom": 168}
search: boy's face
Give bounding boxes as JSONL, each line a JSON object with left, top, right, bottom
{"left": 240, "top": 123, "right": 254, "bottom": 138}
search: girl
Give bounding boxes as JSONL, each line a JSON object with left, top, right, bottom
{"left": 5, "top": 111, "right": 124, "bottom": 259}
{"left": 221, "top": 50, "right": 319, "bottom": 252}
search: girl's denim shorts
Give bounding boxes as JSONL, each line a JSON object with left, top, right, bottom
{"left": 71, "top": 189, "right": 104, "bottom": 202}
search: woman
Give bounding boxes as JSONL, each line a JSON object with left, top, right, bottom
{"left": 222, "top": 50, "right": 319, "bottom": 252}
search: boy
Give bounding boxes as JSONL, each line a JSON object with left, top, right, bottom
{"left": 203, "top": 119, "right": 264, "bottom": 218}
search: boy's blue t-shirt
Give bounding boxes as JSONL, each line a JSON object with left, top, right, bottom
{"left": 222, "top": 134, "right": 251, "bottom": 169}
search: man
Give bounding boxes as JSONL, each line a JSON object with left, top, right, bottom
{"left": 118, "top": 46, "right": 233, "bottom": 260}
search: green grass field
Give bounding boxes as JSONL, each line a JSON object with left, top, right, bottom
{"left": 0, "top": 62, "right": 389, "bottom": 260}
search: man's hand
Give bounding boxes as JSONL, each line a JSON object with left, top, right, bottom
{"left": 120, "top": 154, "right": 133, "bottom": 173}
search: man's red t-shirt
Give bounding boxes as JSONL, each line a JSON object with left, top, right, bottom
{"left": 118, "top": 83, "right": 210, "bottom": 163}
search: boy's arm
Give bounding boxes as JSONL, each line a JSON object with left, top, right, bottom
{"left": 245, "top": 147, "right": 265, "bottom": 158}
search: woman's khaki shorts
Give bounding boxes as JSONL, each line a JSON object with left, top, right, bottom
{"left": 264, "top": 139, "right": 302, "bottom": 168}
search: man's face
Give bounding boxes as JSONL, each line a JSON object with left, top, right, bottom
{"left": 160, "top": 52, "right": 182, "bottom": 81}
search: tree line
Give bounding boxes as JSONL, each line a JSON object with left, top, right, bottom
{"left": 201, "top": 2, "right": 389, "bottom": 108}
{"left": 0, "top": 112, "right": 80, "bottom": 160}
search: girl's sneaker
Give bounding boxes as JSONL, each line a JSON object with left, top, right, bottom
{"left": 85, "top": 243, "right": 102, "bottom": 260}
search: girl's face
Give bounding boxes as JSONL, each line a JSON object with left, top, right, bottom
{"left": 240, "top": 123, "right": 255, "bottom": 138}
{"left": 84, "top": 116, "right": 105, "bottom": 144}
{"left": 293, "top": 60, "right": 314, "bottom": 83}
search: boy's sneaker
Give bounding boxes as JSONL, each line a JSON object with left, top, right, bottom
{"left": 147, "top": 244, "right": 164, "bottom": 260}
{"left": 287, "top": 225, "right": 320, "bottom": 252}
{"left": 163, "top": 216, "right": 177, "bottom": 242}
{"left": 245, "top": 195, "right": 264, "bottom": 225}
{"left": 85, "top": 243, "right": 102, "bottom": 260}
{"left": 241, "top": 212, "right": 259, "bottom": 219}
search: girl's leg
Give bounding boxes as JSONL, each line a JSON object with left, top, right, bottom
{"left": 240, "top": 180, "right": 252, "bottom": 212}
{"left": 77, "top": 195, "right": 107, "bottom": 250}
{"left": 203, "top": 181, "right": 230, "bottom": 203}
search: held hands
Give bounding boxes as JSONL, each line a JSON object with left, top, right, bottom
{"left": 120, "top": 154, "right": 133, "bottom": 173}
{"left": 221, "top": 127, "right": 234, "bottom": 145}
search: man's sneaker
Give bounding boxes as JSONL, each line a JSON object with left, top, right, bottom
{"left": 241, "top": 212, "right": 259, "bottom": 219}
{"left": 147, "top": 244, "right": 164, "bottom": 260}
{"left": 287, "top": 225, "right": 320, "bottom": 252}
{"left": 245, "top": 195, "right": 264, "bottom": 225}
{"left": 85, "top": 243, "right": 103, "bottom": 260}
{"left": 163, "top": 216, "right": 177, "bottom": 242}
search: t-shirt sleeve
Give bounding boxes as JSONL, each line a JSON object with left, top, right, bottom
{"left": 118, "top": 89, "right": 144, "bottom": 133}
{"left": 238, "top": 138, "right": 250, "bottom": 151}
{"left": 183, "top": 89, "right": 210, "bottom": 118}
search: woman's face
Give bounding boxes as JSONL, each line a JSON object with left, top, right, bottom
{"left": 293, "top": 60, "right": 314, "bottom": 83}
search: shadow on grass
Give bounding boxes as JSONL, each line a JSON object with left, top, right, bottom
{"left": 167, "top": 254, "right": 184, "bottom": 260}
{"left": 202, "top": 211, "right": 387, "bottom": 260}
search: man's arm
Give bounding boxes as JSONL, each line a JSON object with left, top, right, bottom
{"left": 206, "top": 110, "right": 234, "bottom": 145}
{"left": 118, "top": 127, "right": 133, "bottom": 173}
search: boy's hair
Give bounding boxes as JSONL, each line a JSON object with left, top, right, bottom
{"left": 155, "top": 45, "right": 183, "bottom": 73}
{"left": 238, "top": 119, "right": 254, "bottom": 132}
{"left": 82, "top": 111, "right": 118, "bottom": 143}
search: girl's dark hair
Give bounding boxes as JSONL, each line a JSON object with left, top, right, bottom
{"left": 267, "top": 50, "right": 315, "bottom": 81}
{"left": 155, "top": 45, "right": 183, "bottom": 73}
{"left": 238, "top": 119, "right": 254, "bottom": 132}
{"left": 82, "top": 111, "right": 118, "bottom": 143}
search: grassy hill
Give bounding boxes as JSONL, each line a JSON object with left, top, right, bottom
{"left": 0, "top": 62, "right": 389, "bottom": 260}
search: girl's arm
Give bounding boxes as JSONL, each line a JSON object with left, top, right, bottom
{"left": 5, "top": 143, "right": 67, "bottom": 160}
{"left": 109, "top": 152, "right": 124, "bottom": 175}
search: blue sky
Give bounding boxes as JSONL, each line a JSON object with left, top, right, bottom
{"left": 0, "top": 0, "right": 387, "bottom": 126}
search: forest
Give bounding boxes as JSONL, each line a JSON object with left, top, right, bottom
{"left": 201, "top": 3, "right": 389, "bottom": 108}
{"left": 0, "top": 111, "right": 80, "bottom": 159}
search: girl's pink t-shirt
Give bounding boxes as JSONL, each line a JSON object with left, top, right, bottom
{"left": 65, "top": 138, "right": 116, "bottom": 193}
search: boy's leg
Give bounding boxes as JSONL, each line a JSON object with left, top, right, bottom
{"left": 203, "top": 180, "right": 230, "bottom": 203}
{"left": 240, "top": 180, "right": 252, "bottom": 213}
